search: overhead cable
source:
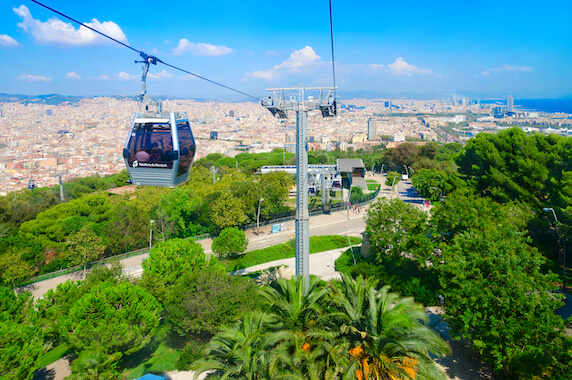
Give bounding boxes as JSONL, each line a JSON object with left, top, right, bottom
{"left": 328, "top": 0, "right": 337, "bottom": 101}
{"left": 30, "top": 0, "right": 262, "bottom": 101}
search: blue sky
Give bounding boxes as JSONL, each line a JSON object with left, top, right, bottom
{"left": 1, "top": 0, "right": 571, "bottom": 100}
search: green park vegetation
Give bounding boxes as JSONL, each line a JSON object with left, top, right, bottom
{"left": 222, "top": 235, "right": 361, "bottom": 271}
{"left": 0, "top": 153, "right": 298, "bottom": 279}
{"left": 1, "top": 128, "right": 572, "bottom": 378}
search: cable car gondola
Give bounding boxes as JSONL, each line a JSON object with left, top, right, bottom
{"left": 122, "top": 54, "right": 196, "bottom": 187}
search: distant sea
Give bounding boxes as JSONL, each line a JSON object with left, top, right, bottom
{"left": 480, "top": 98, "right": 572, "bottom": 114}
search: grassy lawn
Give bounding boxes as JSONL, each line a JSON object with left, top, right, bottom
{"left": 36, "top": 342, "right": 71, "bottom": 370}
{"left": 119, "top": 326, "right": 185, "bottom": 379}
{"left": 120, "top": 342, "right": 181, "bottom": 379}
{"left": 222, "top": 235, "right": 361, "bottom": 271}
{"left": 367, "top": 183, "right": 381, "bottom": 191}
{"left": 38, "top": 235, "right": 361, "bottom": 379}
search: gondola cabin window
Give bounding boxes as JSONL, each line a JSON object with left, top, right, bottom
{"left": 177, "top": 121, "right": 196, "bottom": 176}
{"left": 126, "top": 121, "right": 174, "bottom": 168}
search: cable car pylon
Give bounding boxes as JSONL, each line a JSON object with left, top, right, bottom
{"left": 261, "top": 86, "right": 336, "bottom": 288}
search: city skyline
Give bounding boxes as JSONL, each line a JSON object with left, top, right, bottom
{"left": 1, "top": 0, "right": 571, "bottom": 100}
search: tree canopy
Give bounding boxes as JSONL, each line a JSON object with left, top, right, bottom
{"left": 60, "top": 282, "right": 161, "bottom": 369}
{"left": 439, "top": 227, "right": 567, "bottom": 376}
{"left": 211, "top": 227, "right": 249, "bottom": 258}
{"left": 0, "top": 287, "right": 43, "bottom": 380}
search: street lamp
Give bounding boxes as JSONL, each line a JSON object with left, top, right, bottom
{"left": 257, "top": 198, "right": 264, "bottom": 234}
{"left": 543, "top": 207, "right": 559, "bottom": 223}
{"left": 403, "top": 165, "right": 409, "bottom": 177}
{"left": 381, "top": 164, "right": 385, "bottom": 174}
{"left": 391, "top": 175, "right": 398, "bottom": 199}
{"left": 543, "top": 207, "right": 566, "bottom": 290}
{"left": 149, "top": 219, "right": 155, "bottom": 250}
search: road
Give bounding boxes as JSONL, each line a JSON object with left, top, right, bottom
{"left": 30, "top": 175, "right": 499, "bottom": 380}
{"left": 25, "top": 173, "right": 425, "bottom": 299}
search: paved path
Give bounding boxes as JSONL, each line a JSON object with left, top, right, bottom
{"left": 32, "top": 175, "right": 494, "bottom": 380}
{"left": 24, "top": 196, "right": 371, "bottom": 299}
{"left": 232, "top": 247, "right": 348, "bottom": 280}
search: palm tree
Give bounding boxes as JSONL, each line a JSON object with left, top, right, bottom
{"left": 192, "top": 313, "right": 298, "bottom": 379}
{"left": 258, "top": 275, "right": 329, "bottom": 331}
{"left": 70, "top": 350, "right": 119, "bottom": 380}
{"left": 258, "top": 276, "right": 350, "bottom": 379}
{"left": 195, "top": 276, "right": 449, "bottom": 379}
{"left": 331, "top": 274, "right": 450, "bottom": 380}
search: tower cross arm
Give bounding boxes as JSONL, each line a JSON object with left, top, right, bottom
{"left": 261, "top": 86, "right": 337, "bottom": 119}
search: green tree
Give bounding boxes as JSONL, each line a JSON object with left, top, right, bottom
{"left": 411, "top": 168, "right": 464, "bottom": 201}
{"left": 192, "top": 313, "right": 293, "bottom": 379}
{"left": 211, "top": 227, "right": 249, "bottom": 258}
{"left": 37, "top": 263, "right": 124, "bottom": 342}
{"left": 0, "top": 287, "right": 43, "bottom": 380}
{"left": 195, "top": 275, "right": 449, "bottom": 379}
{"left": 141, "top": 238, "right": 221, "bottom": 300}
{"left": 165, "top": 267, "right": 258, "bottom": 336}
{"left": 258, "top": 171, "right": 294, "bottom": 217}
{"left": 69, "top": 350, "right": 118, "bottom": 380}
{"left": 418, "top": 142, "right": 440, "bottom": 160}
{"left": 70, "top": 175, "right": 113, "bottom": 199}
{"left": 431, "top": 188, "right": 530, "bottom": 244}
{"left": 330, "top": 275, "right": 450, "bottom": 380}
{"left": 456, "top": 127, "right": 550, "bottom": 207}
{"left": 434, "top": 142, "right": 463, "bottom": 162}
{"left": 366, "top": 198, "right": 434, "bottom": 266}
{"left": 65, "top": 223, "right": 105, "bottom": 278}
{"left": 210, "top": 190, "right": 247, "bottom": 229}
{"left": 257, "top": 276, "right": 344, "bottom": 378}
{"left": 109, "top": 168, "right": 130, "bottom": 187}
{"left": 259, "top": 276, "right": 329, "bottom": 333}
{"left": 384, "top": 171, "right": 400, "bottom": 187}
{"left": 0, "top": 248, "right": 35, "bottom": 294}
{"left": 61, "top": 282, "right": 161, "bottom": 372}
{"left": 439, "top": 227, "right": 567, "bottom": 377}
{"left": 18, "top": 193, "right": 112, "bottom": 250}
{"left": 382, "top": 142, "right": 419, "bottom": 169}
{"left": 104, "top": 200, "right": 148, "bottom": 254}
{"left": 154, "top": 187, "right": 204, "bottom": 238}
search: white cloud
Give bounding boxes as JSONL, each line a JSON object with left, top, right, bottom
{"left": 388, "top": 57, "right": 431, "bottom": 76}
{"left": 97, "top": 72, "right": 137, "bottom": 81}
{"left": 264, "top": 49, "right": 282, "bottom": 57}
{"left": 117, "top": 72, "right": 137, "bottom": 81}
{"left": 0, "top": 34, "right": 19, "bottom": 47}
{"left": 247, "top": 46, "right": 322, "bottom": 81}
{"left": 482, "top": 64, "right": 533, "bottom": 76}
{"left": 492, "top": 64, "right": 533, "bottom": 73}
{"left": 172, "top": 39, "right": 233, "bottom": 56}
{"left": 14, "top": 5, "right": 127, "bottom": 47}
{"left": 368, "top": 63, "right": 385, "bottom": 71}
{"left": 66, "top": 72, "right": 81, "bottom": 80}
{"left": 17, "top": 74, "right": 52, "bottom": 82}
{"left": 148, "top": 70, "right": 173, "bottom": 79}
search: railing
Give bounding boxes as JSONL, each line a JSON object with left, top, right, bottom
{"left": 19, "top": 184, "right": 383, "bottom": 287}
{"left": 18, "top": 247, "right": 151, "bottom": 287}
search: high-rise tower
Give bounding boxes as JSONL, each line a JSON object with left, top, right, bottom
{"left": 367, "top": 117, "right": 377, "bottom": 141}
{"left": 507, "top": 95, "right": 514, "bottom": 113}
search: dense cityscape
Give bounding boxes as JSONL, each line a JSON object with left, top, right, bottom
{"left": 2, "top": 95, "right": 570, "bottom": 195}
{"left": 2, "top": 0, "right": 572, "bottom": 378}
